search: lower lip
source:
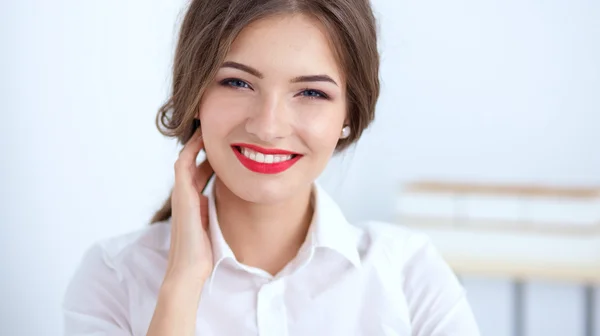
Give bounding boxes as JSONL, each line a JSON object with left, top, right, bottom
{"left": 232, "top": 147, "right": 302, "bottom": 174}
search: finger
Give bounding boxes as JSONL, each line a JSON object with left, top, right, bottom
{"left": 179, "top": 129, "right": 204, "bottom": 164}
{"left": 200, "top": 195, "right": 209, "bottom": 230}
{"left": 194, "top": 159, "right": 214, "bottom": 196}
{"left": 175, "top": 130, "right": 204, "bottom": 178}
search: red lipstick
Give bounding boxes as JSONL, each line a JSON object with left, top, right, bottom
{"left": 231, "top": 143, "right": 302, "bottom": 174}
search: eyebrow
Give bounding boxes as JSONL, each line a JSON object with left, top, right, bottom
{"left": 222, "top": 61, "right": 263, "bottom": 78}
{"left": 221, "top": 61, "right": 339, "bottom": 87}
{"left": 291, "top": 75, "right": 338, "bottom": 87}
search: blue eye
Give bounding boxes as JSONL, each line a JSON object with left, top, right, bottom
{"left": 300, "top": 89, "right": 329, "bottom": 99}
{"left": 221, "top": 78, "right": 251, "bottom": 89}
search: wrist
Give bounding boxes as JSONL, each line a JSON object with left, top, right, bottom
{"left": 160, "top": 272, "right": 208, "bottom": 301}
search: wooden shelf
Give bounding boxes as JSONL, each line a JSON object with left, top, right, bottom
{"left": 399, "top": 216, "right": 600, "bottom": 236}
{"left": 397, "top": 181, "right": 600, "bottom": 284}
{"left": 399, "top": 220, "right": 600, "bottom": 284}
{"left": 403, "top": 181, "right": 600, "bottom": 198}
{"left": 444, "top": 256, "right": 600, "bottom": 284}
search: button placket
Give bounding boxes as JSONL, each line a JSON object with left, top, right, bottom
{"left": 256, "top": 280, "right": 288, "bottom": 336}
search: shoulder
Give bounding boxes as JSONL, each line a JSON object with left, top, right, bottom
{"left": 64, "top": 222, "right": 171, "bottom": 303}
{"left": 355, "top": 220, "right": 437, "bottom": 267}
{"left": 94, "top": 221, "right": 171, "bottom": 263}
{"left": 62, "top": 224, "right": 170, "bottom": 334}
{"left": 72, "top": 221, "right": 172, "bottom": 282}
{"left": 355, "top": 220, "right": 461, "bottom": 299}
{"left": 95, "top": 222, "right": 171, "bottom": 260}
{"left": 356, "top": 221, "right": 479, "bottom": 334}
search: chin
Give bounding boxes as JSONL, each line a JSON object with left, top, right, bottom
{"left": 244, "top": 177, "right": 302, "bottom": 204}
{"left": 219, "top": 170, "right": 311, "bottom": 205}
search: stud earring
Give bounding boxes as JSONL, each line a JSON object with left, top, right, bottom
{"left": 340, "top": 126, "right": 351, "bottom": 139}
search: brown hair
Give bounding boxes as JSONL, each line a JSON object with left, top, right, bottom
{"left": 151, "top": 0, "right": 380, "bottom": 224}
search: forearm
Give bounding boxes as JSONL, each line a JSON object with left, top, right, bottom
{"left": 147, "top": 276, "right": 206, "bottom": 336}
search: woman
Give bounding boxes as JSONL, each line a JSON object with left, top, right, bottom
{"left": 63, "top": 0, "right": 480, "bottom": 335}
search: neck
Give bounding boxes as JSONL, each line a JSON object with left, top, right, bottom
{"left": 213, "top": 178, "right": 314, "bottom": 276}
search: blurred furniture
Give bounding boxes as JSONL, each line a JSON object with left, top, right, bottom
{"left": 397, "top": 181, "right": 600, "bottom": 336}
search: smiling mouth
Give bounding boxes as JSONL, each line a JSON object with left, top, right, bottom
{"left": 232, "top": 145, "right": 299, "bottom": 164}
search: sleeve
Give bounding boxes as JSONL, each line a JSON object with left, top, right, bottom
{"left": 62, "top": 243, "right": 132, "bottom": 336}
{"left": 401, "top": 234, "right": 480, "bottom": 336}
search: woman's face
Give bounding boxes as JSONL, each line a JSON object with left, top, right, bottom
{"left": 199, "top": 14, "right": 347, "bottom": 204}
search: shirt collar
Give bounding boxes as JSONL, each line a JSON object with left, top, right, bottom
{"left": 303, "top": 183, "right": 362, "bottom": 268}
{"left": 206, "top": 177, "right": 236, "bottom": 266}
{"left": 204, "top": 179, "right": 362, "bottom": 290}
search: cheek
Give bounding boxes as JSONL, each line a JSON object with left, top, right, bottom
{"left": 296, "top": 107, "right": 345, "bottom": 154}
{"left": 199, "top": 89, "right": 250, "bottom": 139}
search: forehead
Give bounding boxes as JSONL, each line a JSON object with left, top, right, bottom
{"left": 225, "top": 14, "right": 343, "bottom": 83}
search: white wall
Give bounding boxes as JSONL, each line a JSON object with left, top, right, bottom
{"left": 1, "top": 1, "right": 189, "bottom": 334}
{"left": 1, "top": 0, "right": 598, "bottom": 335}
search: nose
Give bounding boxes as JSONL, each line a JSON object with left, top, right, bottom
{"left": 245, "top": 94, "right": 292, "bottom": 143}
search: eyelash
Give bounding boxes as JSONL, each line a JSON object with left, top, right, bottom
{"left": 219, "top": 78, "right": 330, "bottom": 100}
{"left": 220, "top": 78, "right": 251, "bottom": 90}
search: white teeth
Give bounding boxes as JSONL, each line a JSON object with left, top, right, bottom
{"left": 255, "top": 152, "right": 265, "bottom": 163}
{"left": 239, "top": 147, "right": 295, "bottom": 164}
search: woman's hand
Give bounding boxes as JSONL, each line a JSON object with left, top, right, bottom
{"left": 148, "top": 129, "right": 214, "bottom": 336}
{"left": 166, "top": 128, "right": 214, "bottom": 283}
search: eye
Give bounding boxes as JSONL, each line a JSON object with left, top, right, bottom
{"left": 220, "top": 78, "right": 252, "bottom": 90}
{"left": 299, "top": 89, "right": 329, "bottom": 100}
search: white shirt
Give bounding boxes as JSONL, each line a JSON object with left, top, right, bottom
{"left": 63, "top": 182, "right": 480, "bottom": 336}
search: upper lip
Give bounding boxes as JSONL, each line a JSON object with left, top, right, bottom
{"left": 232, "top": 143, "right": 300, "bottom": 155}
